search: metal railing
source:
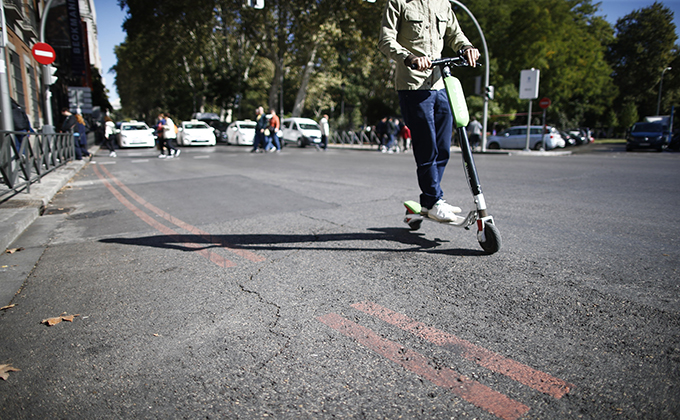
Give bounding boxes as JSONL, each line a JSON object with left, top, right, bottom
{"left": 0, "top": 129, "right": 75, "bottom": 199}
{"left": 330, "top": 130, "right": 382, "bottom": 147}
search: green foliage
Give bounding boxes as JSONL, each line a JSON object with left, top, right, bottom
{"left": 607, "top": 1, "right": 679, "bottom": 123}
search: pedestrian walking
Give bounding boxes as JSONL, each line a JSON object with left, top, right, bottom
{"left": 319, "top": 114, "right": 330, "bottom": 150}
{"left": 11, "top": 99, "right": 32, "bottom": 154}
{"left": 104, "top": 116, "right": 117, "bottom": 157}
{"left": 155, "top": 113, "right": 166, "bottom": 154}
{"left": 251, "top": 107, "right": 266, "bottom": 153}
{"left": 399, "top": 121, "right": 411, "bottom": 152}
{"left": 160, "top": 113, "right": 180, "bottom": 158}
{"left": 74, "top": 113, "right": 91, "bottom": 159}
{"left": 268, "top": 109, "right": 281, "bottom": 152}
{"left": 467, "top": 117, "right": 482, "bottom": 151}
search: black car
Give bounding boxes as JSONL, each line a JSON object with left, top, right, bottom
{"left": 627, "top": 122, "right": 670, "bottom": 152}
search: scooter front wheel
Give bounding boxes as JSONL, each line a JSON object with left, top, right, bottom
{"left": 479, "top": 221, "right": 501, "bottom": 254}
{"left": 408, "top": 219, "right": 423, "bottom": 231}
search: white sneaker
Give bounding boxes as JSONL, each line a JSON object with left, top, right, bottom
{"left": 424, "top": 200, "right": 462, "bottom": 222}
{"left": 158, "top": 154, "right": 167, "bottom": 159}
{"left": 109, "top": 151, "right": 117, "bottom": 157}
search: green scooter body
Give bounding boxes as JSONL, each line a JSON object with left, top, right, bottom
{"left": 444, "top": 76, "right": 469, "bottom": 128}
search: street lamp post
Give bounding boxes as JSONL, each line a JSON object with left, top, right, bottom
{"left": 449, "top": 0, "right": 490, "bottom": 151}
{"left": 0, "top": 3, "right": 14, "bottom": 132}
{"left": 40, "top": 0, "right": 56, "bottom": 127}
{"left": 657, "top": 66, "right": 672, "bottom": 116}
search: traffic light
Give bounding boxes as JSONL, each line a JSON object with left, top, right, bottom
{"left": 247, "top": 0, "right": 264, "bottom": 8}
{"left": 47, "top": 64, "right": 58, "bottom": 85}
{"left": 485, "top": 85, "right": 494, "bottom": 100}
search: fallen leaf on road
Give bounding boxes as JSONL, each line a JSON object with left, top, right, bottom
{"left": 0, "top": 364, "right": 20, "bottom": 380}
{"left": 41, "top": 314, "right": 80, "bottom": 326}
{"left": 5, "top": 248, "right": 24, "bottom": 254}
{"left": 0, "top": 304, "right": 16, "bottom": 311}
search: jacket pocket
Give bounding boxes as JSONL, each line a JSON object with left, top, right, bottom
{"left": 403, "top": 9, "right": 425, "bottom": 40}
{"left": 436, "top": 12, "right": 450, "bottom": 37}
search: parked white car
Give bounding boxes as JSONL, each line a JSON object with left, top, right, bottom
{"left": 116, "top": 121, "right": 155, "bottom": 148}
{"left": 281, "top": 117, "right": 322, "bottom": 147}
{"left": 177, "top": 120, "right": 216, "bottom": 146}
{"left": 486, "top": 126, "right": 565, "bottom": 150}
{"left": 225, "top": 120, "right": 257, "bottom": 145}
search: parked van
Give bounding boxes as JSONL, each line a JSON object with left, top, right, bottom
{"left": 281, "top": 118, "right": 322, "bottom": 147}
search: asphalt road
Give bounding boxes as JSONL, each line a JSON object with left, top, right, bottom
{"left": 0, "top": 142, "right": 678, "bottom": 419}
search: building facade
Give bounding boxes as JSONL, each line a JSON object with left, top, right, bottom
{"left": 2, "top": 0, "right": 102, "bottom": 129}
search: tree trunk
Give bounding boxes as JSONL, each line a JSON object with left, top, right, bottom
{"left": 291, "top": 43, "right": 318, "bottom": 117}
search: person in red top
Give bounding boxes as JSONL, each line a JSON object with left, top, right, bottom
{"left": 268, "top": 109, "right": 281, "bottom": 152}
{"left": 399, "top": 121, "right": 411, "bottom": 152}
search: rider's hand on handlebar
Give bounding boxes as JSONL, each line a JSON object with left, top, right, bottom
{"left": 463, "top": 47, "right": 480, "bottom": 67}
{"left": 405, "top": 55, "right": 431, "bottom": 71}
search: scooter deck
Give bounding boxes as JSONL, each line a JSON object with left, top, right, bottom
{"left": 404, "top": 200, "right": 422, "bottom": 214}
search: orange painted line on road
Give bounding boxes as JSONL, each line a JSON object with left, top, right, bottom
{"left": 352, "top": 301, "right": 574, "bottom": 399}
{"left": 93, "top": 165, "right": 236, "bottom": 268}
{"left": 98, "top": 165, "right": 264, "bottom": 263}
{"left": 318, "top": 313, "right": 530, "bottom": 420}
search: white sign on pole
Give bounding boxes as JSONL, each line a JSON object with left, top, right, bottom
{"left": 519, "top": 69, "right": 540, "bottom": 100}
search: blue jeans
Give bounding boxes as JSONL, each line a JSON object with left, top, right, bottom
{"left": 270, "top": 133, "right": 280, "bottom": 150}
{"left": 398, "top": 89, "right": 453, "bottom": 209}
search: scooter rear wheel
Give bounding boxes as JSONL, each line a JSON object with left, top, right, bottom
{"left": 479, "top": 221, "right": 501, "bottom": 254}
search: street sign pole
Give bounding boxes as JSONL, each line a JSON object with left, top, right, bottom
{"left": 539, "top": 97, "right": 551, "bottom": 150}
{"left": 519, "top": 69, "right": 540, "bottom": 151}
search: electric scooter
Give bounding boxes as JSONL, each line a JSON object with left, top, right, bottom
{"left": 403, "top": 53, "right": 501, "bottom": 254}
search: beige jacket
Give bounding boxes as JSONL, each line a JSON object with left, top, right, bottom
{"left": 378, "top": 0, "right": 473, "bottom": 91}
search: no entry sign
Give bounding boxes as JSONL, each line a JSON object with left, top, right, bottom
{"left": 539, "top": 97, "right": 551, "bottom": 109}
{"left": 32, "top": 43, "right": 56, "bottom": 65}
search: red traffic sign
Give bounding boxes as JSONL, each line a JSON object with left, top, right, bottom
{"left": 32, "top": 42, "right": 56, "bottom": 65}
{"left": 539, "top": 97, "right": 551, "bottom": 109}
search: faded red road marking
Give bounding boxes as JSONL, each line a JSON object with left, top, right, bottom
{"left": 318, "top": 313, "right": 530, "bottom": 420}
{"left": 92, "top": 165, "right": 236, "bottom": 267}
{"left": 352, "top": 301, "right": 574, "bottom": 399}
{"left": 98, "top": 164, "right": 264, "bottom": 263}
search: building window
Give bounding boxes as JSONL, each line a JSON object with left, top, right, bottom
{"left": 9, "top": 50, "right": 26, "bottom": 109}
{"left": 27, "top": 65, "right": 40, "bottom": 127}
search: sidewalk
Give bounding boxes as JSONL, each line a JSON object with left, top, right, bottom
{"left": 0, "top": 151, "right": 93, "bottom": 253}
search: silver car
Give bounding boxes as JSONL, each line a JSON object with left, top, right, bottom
{"left": 487, "top": 125, "right": 565, "bottom": 150}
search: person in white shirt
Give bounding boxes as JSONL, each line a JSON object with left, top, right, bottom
{"left": 104, "top": 116, "right": 116, "bottom": 157}
{"left": 319, "top": 114, "right": 329, "bottom": 150}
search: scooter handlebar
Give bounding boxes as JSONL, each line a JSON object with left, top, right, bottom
{"left": 409, "top": 51, "right": 483, "bottom": 70}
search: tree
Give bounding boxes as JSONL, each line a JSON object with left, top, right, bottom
{"left": 460, "top": 0, "right": 616, "bottom": 130}
{"left": 607, "top": 2, "right": 679, "bottom": 119}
